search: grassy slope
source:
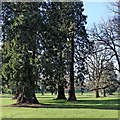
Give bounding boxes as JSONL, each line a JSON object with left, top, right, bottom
{"left": 1, "top": 92, "right": 119, "bottom": 118}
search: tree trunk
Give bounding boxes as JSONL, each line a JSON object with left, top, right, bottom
{"left": 67, "top": 31, "right": 76, "bottom": 101}
{"left": 56, "top": 85, "right": 66, "bottom": 100}
{"left": 81, "top": 90, "right": 83, "bottom": 95}
{"left": 17, "top": 84, "right": 39, "bottom": 104}
{"left": 12, "top": 83, "right": 19, "bottom": 100}
{"left": 103, "top": 89, "right": 106, "bottom": 97}
{"left": 95, "top": 89, "right": 100, "bottom": 98}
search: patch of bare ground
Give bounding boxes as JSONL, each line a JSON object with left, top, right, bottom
{"left": 3, "top": 103, "right": 52, "bottom": 107}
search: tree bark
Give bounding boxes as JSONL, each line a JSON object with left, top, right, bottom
{"left": 56, "top": 85, "right": 66, "bottom": 100}
{"left": 16, "top": 48, "right": 39, "bottom": 104}
{"left": 17, "top": 83, "right": 39, "bottom": 104}
{"left": 95, "top": 89, "right": 100, "bottom": 98}
{"left": 67, "top": 31, "right": 76, "bottom": 101}
{"left": 103, "top": 89, "right": 106, "bottom": 97}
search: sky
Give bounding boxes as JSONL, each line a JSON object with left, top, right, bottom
{"left": 83, "top": 2, "right": 114, "bottom": 28}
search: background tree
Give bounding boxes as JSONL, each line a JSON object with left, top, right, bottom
{"left": 85, "top": 43, "right": 113, "bottom": 98}
{"left": 39, "top": 2, "right": 69, "bottom": 99}
{"left": 90, "top": 1, "right": 120, "bottom": 76}
{"left": 101, "top": 61, "right": 118, "bottom": 96}
{"left": 90, "top": 20, "right": 120, "bottom": 73}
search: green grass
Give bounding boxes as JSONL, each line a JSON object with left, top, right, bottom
{"left": 1, "top": 92, "right": 120, "bottom": 118}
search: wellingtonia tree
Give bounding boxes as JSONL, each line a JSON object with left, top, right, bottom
{"left": 2, "top": 2, "right": 47, "bottom": 104}
{"left": 40, "top": 2, "right": 92, "bottom": 101}
{"left": 39, "top": 2, "right": 68, "bottom": 100}
{"left": 2, "top": 2, "right": 91, "bottom": 102}
{"left": 64, "top": 2, "right": 91, "bottom": 101}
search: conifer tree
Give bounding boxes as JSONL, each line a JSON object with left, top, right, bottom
{"left": 2, "top": 2, "right": 46, "bottom": 104}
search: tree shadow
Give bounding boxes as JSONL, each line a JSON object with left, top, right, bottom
{"left": 76, "top": 99, "right": 119, "bottom": 105}
{"left": 2, "top": 94, "right": 119, "bottom": 111}
{"left": 48, "top": 99, "right": 119, "bottom": 105}
{"left": 37, "top": 97, "right": 55, "bottom": 99}
{"left": 3, "top": 103, "right": 119, "bottom": 110}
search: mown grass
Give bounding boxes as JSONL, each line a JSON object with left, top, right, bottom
{"left": 0, "top": 92, "right": 120, "bottom": 118}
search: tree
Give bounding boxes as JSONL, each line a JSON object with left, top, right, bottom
{"left": 90, "top": 19, "right": 120, "bottom": 72}
{"left": 2, "top": 2, "right": 46, "bottom": 104}
{"left": 2, "top": 2, "right": 92, "bottom": 103}
{"left": 39, "top": 2, "right": 92, "bottom": 101}
{"left": 39, "top": 2, "right": 69, "bottom": 99}
{"left": 101, "top": 61, "right": 118, "bottom": 96}
{"left": 85, "top": 43, "right": 113, "bottom": 98}
{"left": 64, "top": 2, "right": 91, "bottom": 101}
{"left": 90, "top": 1, "right": 120, "bottom": 75}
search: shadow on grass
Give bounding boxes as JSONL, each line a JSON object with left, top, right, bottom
{"left": 4, "top": 103, "right": 119, "bottom": 110}
{"left": 3, "top": 98, "right": 120, "bottom": 110}
{"left": 2, "top": 93, "right": 119, "bottom": 110}
{"left": 37, "top": 97, "right": 55, "bottom": 99}
{"left": 76, "top": 99, "right": 119, "bottom": 105}
{"left": 48, "top": 99, "right": 119, "bottom": 105}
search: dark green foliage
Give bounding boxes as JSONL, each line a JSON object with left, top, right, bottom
{"left": 2, "top": 2, "right": 92, "bottom": 102}
{"left": 103, "top": 62, "right": 119, "bottom": 95}
{"left": 2, "top": 2, "right": 46, "bottom": 103}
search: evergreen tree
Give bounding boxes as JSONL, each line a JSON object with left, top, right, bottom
{"left": 102, "top": 61, "right": 118, "bottom": 95}
{"left": 39, "top": 2, "right": 68, "bottom": 99}
{"left": 39, "top": 2, "right": 91, "bottom": 101}
{"left": 2, "top": 2, "right": 91, "bottom": 102}
{"left": 2, "top": 2, "right": 46, "bottom": 104}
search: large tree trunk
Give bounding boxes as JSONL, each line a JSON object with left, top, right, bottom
{"left": 56, "top": 46, "right": 66, "bottom": 100}
{"left": 67, "top": 31, "right": 76, "bottom": 101}
{"left": 16, "top": 48, "right": 39, "bottom": 104}
{"left": 56, "top": 85, "right": 66, "bottom": 100}
{"left": 95, "top": 89, "right": 100, "bottom": 98}
{"left": 17, "top": 83, "right": 39, "bottom": 104}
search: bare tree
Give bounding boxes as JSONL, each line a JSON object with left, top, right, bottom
{"left": 85, "top": 43, "right": 114, "bottom": 98}
{"left": 90, "top": 18, "right": 120, "bottom": 73}
{"left": 106, "top": 1, "right": 120, "bottom": 15}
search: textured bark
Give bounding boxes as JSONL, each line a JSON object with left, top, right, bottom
{"left": 67, "top": 32, "right": 76, "bottom": 101}
{"left": 56, "top": 85, "right": 66, "bottom": 100}
{"left": 17, "top": 93, "right": 39, "bottom": 104}
{"left": 16, "top": 82, "right": 39, "bottom": 104}
{"left": 16, "top": 48, "right": 39, "bottom": 104}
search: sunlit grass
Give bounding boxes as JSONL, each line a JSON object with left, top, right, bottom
{"left": 1, "top": 92, "right": 119, "bottom": 118}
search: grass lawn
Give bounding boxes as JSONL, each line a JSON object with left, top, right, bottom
{"left": 0, "top": 92, "right": 120, "bottom": 118}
